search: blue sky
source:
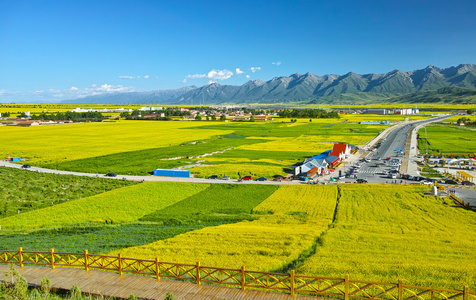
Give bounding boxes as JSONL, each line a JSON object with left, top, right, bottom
{"left": 1, "top": 0, "right": 475, "bottom": 103}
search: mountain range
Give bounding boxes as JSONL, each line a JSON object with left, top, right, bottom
{"left": 61, "top": 64, "right": 476, "bottom": 105}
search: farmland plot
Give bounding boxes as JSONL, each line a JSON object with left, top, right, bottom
{"left": 110, "top": 185, "right": 338, "bottom": 272}
{"left": 297, "top": 185, "right": 476, "bottom": 290}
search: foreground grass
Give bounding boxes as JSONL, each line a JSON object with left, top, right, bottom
{"left": 297, "top": 185, "right": 476, "bottom": 290}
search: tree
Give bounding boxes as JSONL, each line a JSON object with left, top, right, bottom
{"left": 249, "top": 115, "right": 255, "bottom": 122}
{"left": 468, "top": 109, "right": 473, "bottom": 115}
{"left": 220, "top": 115, "right": 226, "bottom": 121}
{"left": 211, "top": 115, "right": 217, "bottom": 121}
{"left": 195, "top": 115, "right": 202, "bottom": 121}
{"left": 206, "top": 116, "right": 210, "bottom": 121}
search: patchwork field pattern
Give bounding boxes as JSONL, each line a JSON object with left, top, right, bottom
{"left": 1, "top": 180, "right": 475, "bottom": 290}
{"left": 0, "top": 118, "right": 388, "bottom": 177}
{"left": 110, "top": 185, "right": 338, "bottom": 271}
{"left": 0, "top": 182, "right": 209, "bottom": 230}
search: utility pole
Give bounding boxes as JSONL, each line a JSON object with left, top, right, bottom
{"left": 424, "top": 126, "right": 428, "bottom": 155}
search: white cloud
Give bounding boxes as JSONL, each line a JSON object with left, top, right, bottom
{"left": 185, "top": 69, "right": 233, "bottom": 81}
{"left": 235, "top": 68, "right": 244, "bottom": 75}
{"left": 246, "top": 75, "right": 250, "bottom": 78}
{"left": 119, "top": 75, "right": 135, "bottom": 79}
{"left": 250, "top": 67, "right": 261, "bottom": 73}
{"left": 182, "top": 78, "right": 188, "bottom": 83}
{"left": 208, "top": 80, "right": 217, "bottom": 84}
{"left": 143, "top": 75, "right": 149, "bottom": 79}
{"left": 272, "top": 61, "right": 282, "bottom": 66}
{"left": 91, "top": 84, "right": 97, "bottom": 87}
{"left": 70, "top": 86, "right": 78, "bottom": 91}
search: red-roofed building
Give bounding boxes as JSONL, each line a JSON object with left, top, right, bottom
{"left": 330, "top": 143, "right": 351, "bottom": 160}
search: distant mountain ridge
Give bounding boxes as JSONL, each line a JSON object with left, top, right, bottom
{"left": 61, "top": 64, "right": 476, "bottom": 104}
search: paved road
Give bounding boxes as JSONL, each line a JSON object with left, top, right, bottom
{"left": 335, "top": 115, "right": 451, "bottom": 184}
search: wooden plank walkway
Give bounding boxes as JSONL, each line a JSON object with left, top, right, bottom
{"left": 0, "top": 265, "right": 323, "bottom": 300}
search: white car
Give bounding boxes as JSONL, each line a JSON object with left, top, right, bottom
{"left": 420, "top": 180, "right": 433, "bottom": 185}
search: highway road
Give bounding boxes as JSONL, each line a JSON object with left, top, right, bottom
{"left": 337, "top": 115, "right": 451, "bottom": 184}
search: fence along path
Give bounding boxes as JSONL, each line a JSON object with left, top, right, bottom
{"left": 0, "top": 265, "right": 317, "bottom": 300}
{"left": 1, "top": 249, "right": 475, "bottom": 300}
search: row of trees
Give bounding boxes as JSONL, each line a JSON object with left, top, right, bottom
{"left": 30, "top": 111, "right": 106, "bottom": 122}
{"left": 278, "top": 109, "right": 340, "bottom": 119}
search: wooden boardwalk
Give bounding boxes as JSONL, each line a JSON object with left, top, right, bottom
{"left": 0, "top": 265, "right": 322, "bottom": 300}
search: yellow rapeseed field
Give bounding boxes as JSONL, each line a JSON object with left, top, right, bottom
{"left": 110, "top": 185, "right": 338, "bottom": 271}
{"left": 0, "top": 121, "right": 231, "bottom": 165}
{"left": 297, "top": 185, "right": 476, "bottom": 290}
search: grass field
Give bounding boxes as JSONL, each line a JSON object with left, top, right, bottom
{"left": 0, "top": 166, "right": 136, "bottom": 218}
{"left": 417, "top": 124, "right": 476, "bottom": 156}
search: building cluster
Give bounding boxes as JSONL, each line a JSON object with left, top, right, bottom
{"left": 364, "top": 108, "right": 419, "bottom": 115}
{"left": 0, "top": 118, "right": 73, "bottom": 127}
{"left": 293, "top": 143, "right": 357, "bottom": 179}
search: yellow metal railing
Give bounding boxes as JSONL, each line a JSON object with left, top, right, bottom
{"left": 1, "top": 248, "right": 475, "bottom": 300}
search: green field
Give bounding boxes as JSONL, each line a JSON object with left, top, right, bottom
{"left": 417, "top": 124, "right": 476, "bottom": 156}
{"left": 2, "top": 178, "right": 475, "bottom": 290}
{"left": 0, "top": 166, "right": 136, "bottom": 218}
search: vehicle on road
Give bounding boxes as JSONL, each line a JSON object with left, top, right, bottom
{"left": 220, "top": 176, "right": 230, "bottom": 180}
{"left": 377, "top": 157, "right": 381, "bottom": 161}
{"left": 208, "top": 175, "right": 219, "bottom": 179}
{"left": 105, "top": 173, "right": 117, "bottom": 177}
{"left": 241, "top": 176, "right": 252, "bottom": 181}
{"left": 461, "top": 181, "right": 475, "bottom": 186}
{"left": 388, "top": 173, "right": 397, "bottom": 179}
{"left": 273, "top": 177, "right": 284, "bottom": 181}
{"left": 420, "top": 180, "right": 433, "bottom": 185}
{"left": 256, "top": 177, "right": 267, "bottom": 181}
{"left": 356, "top": 179, "right": 368, "bottom": 183}
{"left": 386, "top": 157, "right": 391, "bottom": 161}
{"left": 299, "top": 176, "right": 309, "bottom": 181}
{"left": 445, "top": 179, "right": 458, "bottom": 184}
{"left": 21, "top": 164, "right": 31, "bottom": 169}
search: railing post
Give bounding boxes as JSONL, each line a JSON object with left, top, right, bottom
{"left": 241, "top": 265, "right": 246, "bottom": 291}
{"left": 290, "top": 270, "right": 295, "bottom": 298}
{"left": 463, "top": 286, "right": 469, "bottom": 300}
{"left": 155, "top": 257, "right": 160, "bottom": 281}
{"left": 118, "top": 253, "right": 123, "bottom": 277}
{"left": 84, "top": 250, "right": 89, "bottom": 272}
{"left": 398, "top": 279, "right": 403, "bottom": 300}
{"left": 50, "top": 248, "right": 55, "bottom": 270}
{"left": 18, "top": 247, "right": 23, "bottom": 268}
{"left": 196, "top": 261, "right": 201, "bottom": 286}
{"left": 344, "top": 274, "right": 349, "bottom": 300}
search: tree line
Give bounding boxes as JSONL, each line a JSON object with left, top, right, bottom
{"left": 277, "top": 109, "right": 340, "bottom": 119}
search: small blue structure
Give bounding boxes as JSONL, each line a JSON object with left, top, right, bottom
{"left": 11, "top": 157, "right": 21, "bottom": 162}
{"left": 310, "top": 150, "right": 332, "bottom": 160}
{"left": 153, "top": 169, "right": 190, "bottom": 177}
